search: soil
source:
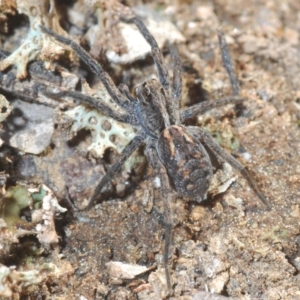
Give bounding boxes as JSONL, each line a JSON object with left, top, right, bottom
{"left": 0, "top": 0, "right": 300, "bottom": 299}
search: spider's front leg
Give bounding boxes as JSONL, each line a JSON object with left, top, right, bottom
{"left": 85, "top": 131, "right": 145, "bottom": 210}
{"left": 40, "top": 26, "right": 133, "bottom": 112}
{"left": 188, "top": 126, "right": 270, "bottom": 209}
{"left": 43, "top": 89, "right": 138, "bottom": 125}
{"left": 122, "top": 17, "right": 170, "bottom": 93}
{"left": 122, "top": 16, "right": 182, "bottom": 126}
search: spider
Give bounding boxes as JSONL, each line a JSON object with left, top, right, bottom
{"left": 41, "top": 14, "right": 270, "bottom": 294}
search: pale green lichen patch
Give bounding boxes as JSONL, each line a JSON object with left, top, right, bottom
{"left": 30, "top": 185, "right": 47, "bottom": 208}
{"left": 0, "top": 261, "right": 73, "bottom": 298}
{"left": 66, "top": 105, "right": 136, "bottom": 157}
{"left": 0, "top": 185, "right": 32, "bottom": 231}
{"left": 0, "top": 184, "right": 66, "bottom": 243}
{"left": 64, "top": 81, "right": 137, "bottom": 172}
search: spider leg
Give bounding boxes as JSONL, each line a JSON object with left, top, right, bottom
{"left": 181, "top": 95, "right": 245, "bottom": 121}
{"left": 123, "top": 17, "right": 170, "bottom": 92}
{"left": 145, "top": 145, "right": 173, "bottom": 295}
{"left": 218, "top": 29, "right": 240, "bottom": 95}
{"left": 118, "top": 83, "right": 137, "bottom": 103}
{"left": 40, "top": 26, "right": 133, "bottom": 112}
{"left": 181, "top": 30, "right": 244, "bottom": 121}
{"left": 170, "top": 44, "right": 182, "bottom": 125}
{"left": 43, "top": 89, "right": 138, "bottom": 125}
{"left": 85, "top": 131, "right": 145, "bottom": 210}
{"left": 160, "top": 168, "right": 173, "bottom": 295}
{"left": 189, "top": 127, "right": 270, "bottom": 209}
{"left": 122, "top": 17, "right": 181, "bottom": 124}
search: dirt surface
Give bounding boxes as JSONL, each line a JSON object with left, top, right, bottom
{"left": 0, "top": 0, "right": 300, "bottom": 299}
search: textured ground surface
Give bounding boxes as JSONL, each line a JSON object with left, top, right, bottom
{"left": 0, "top": 0, "right": 300, "bottom": 299}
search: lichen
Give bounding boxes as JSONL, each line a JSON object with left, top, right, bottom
{"left": 0, "top": 95, "right": 12, "bottom": 123}
{"left": 64, "top": 81, "right": 137, "bottom": 171}
{"left": 0, "top": 260, "right": 73, "bottom": 298}
{"left": 0, "top": 94, "right": 12, "bottom": 147}
{"left": 0, "top": 185, "right": 32, "bottom": 232}
{"left": 0, "top": 218, "right": 19, "bottom": 258}
{"left": 0, "top": 0, "right": 70, "bottom": 78}
{"left": 0, "top": 184, "right": 66, "bottom": 243}
{"left": 30, "top": 185, "right": 67, "bottom": 245}
{"left": 0, "top": 184, "right": 69, "bottom": 297}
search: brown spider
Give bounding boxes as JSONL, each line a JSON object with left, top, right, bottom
{"left": 41, "top": 15, "right": 270, "bottom": 294}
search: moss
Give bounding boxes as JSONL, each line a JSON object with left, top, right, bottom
{"left": 208, "top": 126, "right": 241, "bottom": 151}
{"left": 31, "top": 186, "right": 47, "bottom": 209}
{"left": 0, "top": 185, "right": 31, "bottom": 231}
{"left": 262, "top": 225, "right": 290, "bottom": 243}
{"left": 0, "top": 185, "right": 45, "bottom": 231}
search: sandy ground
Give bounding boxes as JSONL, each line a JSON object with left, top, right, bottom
{"left": 0, "top": 0, "right": 300, "bottom": 299}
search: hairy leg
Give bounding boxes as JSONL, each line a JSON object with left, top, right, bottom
{"left": 122, "top": 17, "right": 182, "bottom": 127}
{"left": 86, "top": 131, "right": 145, "bottom": 210}
{"left": 181, "top": 95, "right": 245, "bottom": 121}
{"left": 170, "top": 44, "right": 182, "bottom": 125}
{"left": 217, "top": 29, "right": 240, "bottom": 95}
{"left": 122, "top": 17, "right": 170, "bottom": 92}
{"left": 118, "top": 83, "right": 137, "bottom": 103}
{"left": 189, "top": 127, "right": 270, "bottom": 209}
{"left": 160, "top": 167, "right": 173, "bottom": 295}
{"left": 182, "top": 30, "right": 243, "bottom": 121}
{"left": 40, "top": 26, "right": 133, "bottom": 111}
{"left": 145, "top": 145, "right": 173, "bottom": 295}
{"left": 43, "top": 89, "right": 138, "bottom": 125}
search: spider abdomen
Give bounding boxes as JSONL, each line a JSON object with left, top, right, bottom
{"left": 157, "top": 126, "right": 213, "bottom": 201}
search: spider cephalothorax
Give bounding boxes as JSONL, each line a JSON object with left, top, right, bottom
{"left": 134, "top": 79, "right": 169, "bottom": 138}
{"left": 41, "top": 12, "right": 269, "bottom": 295}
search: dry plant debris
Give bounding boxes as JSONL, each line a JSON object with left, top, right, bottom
{"left": 0, "top": 0, "right": 70, "bottom": 78}
{"left": 0, "top": 184, "right": 69, "bottom": 297}
{"left": 0, "top": 94, "right": 12, "bottom": 147}
{"left": 0, "top": 0, "right": 299, "bottom": 299}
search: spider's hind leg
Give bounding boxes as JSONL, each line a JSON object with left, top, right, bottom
{"left": 145, "top": 145, "right": 174, "bottom": 295}
{"left": 189, "top": 126, "right": 270, "bottom": 209}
